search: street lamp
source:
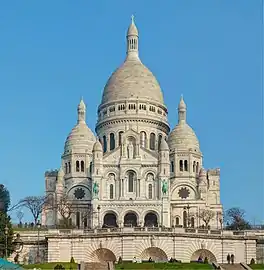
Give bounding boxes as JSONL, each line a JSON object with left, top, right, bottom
{"left": 97, "top": 206, "right": 101, "bottom": 228}
{"left": 36, "top": 221, "right": 41, "bottom": 263}
{"left": 219, "top": 217, "right": 224, "bottom": 264}
{"left": 4, "top": 225, "right": 8, "bottom": 258}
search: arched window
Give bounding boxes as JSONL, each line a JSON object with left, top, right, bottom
{"left": 118, "top": 131, "right": 124, "bottom": 146}
{"left": 184, "top": 160, "right": 188, "bottom": 171}
{"left": 76, "top": 161, "right": 80, "bottom": 172}
{"left": 150, "top": 133, "right": 156, "bottom": 150}
{"left": 81, "top": 161, "right": 85, "bottom": 172}
{"left": 191, "top": 217, "right": 195, "bottom": 228}
{"left": 196, "top": 162, "right": 199, "bottom": 173}
{"left": 170, "top": 161, "right": 174, "bottom": 172}
{"left": 110, "top": 133, "right": 115, "bottom": 150}
{"left": 103, "top": 135, "right": 107, "bottom": 153}
{"left": 127, "top": 171, "right": 135, "bottom": 192}
{"left": 89, "top": 162, "right": 92, "bottom": 174}
{"left": 65, "top": 163, "right": 68, "bottom": 174}
{"left": 140, "top": 131, "right": 147, "bottom": 148}
{"left": 148, "top": 184, "right": 152, "bottom": 199}
{"left": 193, "top": 161, "right": 196, "bottom": 172}
{"left": 183, "top": 211, "right": 187, "bottom": 228}
{"left": 68, "top": 162, "right": 71, "bottom": 173}
{"left": 175, "top": 217, "right": 180, "bottom": 226}
{"left": 76, "top": 211, "right": 80, "bottom": 228}
{"left": 179, "top": 160, "right": 183, "bottom": 171}
{"left": 110, "top": 184, "right": 114, "bottom": 199}
{"left": 158, "top": 134, "right": 162, "bottom": 149}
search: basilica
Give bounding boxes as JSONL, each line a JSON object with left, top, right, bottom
{"left": 42, "top": 17, "right": 223, "bottom": 230}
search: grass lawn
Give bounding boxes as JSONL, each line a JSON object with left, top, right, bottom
{"left": 115, "top": 262, "right": 214, "bottom": 269}
{"left": 23, "top": 262, "right": 78, "bottom": 269}
{"left": 249, "top": 265, "right": 264, "bottom": 269}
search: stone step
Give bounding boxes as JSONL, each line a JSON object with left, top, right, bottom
{"left": 220, "top": 263, "right": 245, "bottom": 270}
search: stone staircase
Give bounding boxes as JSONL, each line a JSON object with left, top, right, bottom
{"left": 220, "top": 263, "right": 247, "bottom": 270}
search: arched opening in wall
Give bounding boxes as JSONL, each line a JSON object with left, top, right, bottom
{"left": 190, "top": 249, "right": 217, "bottom": 263}
{"left": 81, "top": 160, "right": 85, "bottom": 172}
{"left": 140, "top": 131, "right": 147, "bottom": 148}
{"left": 76, "top": 211, "right": 80, "bottom": 228}
{"left": 175, "top": 217, "right": 180, "bottom": 226}
{"left": 144, "top": 212, "right": 158, "bottom": 227}
{"left": 68, "top": 162, "right": 71, "bottom": 173}
{"left": 184, "top": 160, "right": 188, "bottom": 171}
{"left": 110, "top": 133, "right": 115, "bottom": 150}
{"left": 183, "top": 211, "right": 187, "bottom": 228}
{"left": 103, "top": 213, "right": 118, "bottom": 228}
{"left": 196, "top": 162, "right": 199, "bottom": 173}
{"left": 140, "top": 247, "right": 168, "bottom": 262}
{"left": 65, "top": 163, "right": 68, "bottom": 174}
{"left": 109, "top": 184, "right": 114, "bottom": 199}
{"left": 150, "top": 133, "right": 156, "bottom": 150}
{"left": 127, "top": 170, "right": 136, "bottom": 192}
{"left": 158, "top": 134, "right": 162, "bottom": 149}
{"left": 90, "top": 248, "right": 117, "bottom": 263}
{"left": 103, "top": 135, "right": 107, "bottom": 153}
{"left": 191, "top": 217, "right": 195, "bottom": 228}
{"left": 148, "top": 184, "right": 153, "bottom": 199}
{"left": 193, "top": 161, "right": 196, "bottom": 172}
{"left": 89, "top": 162, "right": 92, "bottom": 174}
{"left": 118, "top": 131, "right": 124, "bottom": 146}
{"left": 76, "top": 161, "right": 80, "bottom": 172}
{"left": 170, "top": 161, "right": 174, "bottom": 173}
{"left": 179, "top": 160, "right": 183, "bottom": 171}
{"left": 124, "top": 212, "right": 137, "bottom": 227}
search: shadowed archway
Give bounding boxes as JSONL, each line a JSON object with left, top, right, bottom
{"left": 90, "top": 248, "right": 116, "bottom": 262}
{"left": 124, "top": 212, "right": 137, "bottom": 227}
{"left": 140, "top": 247, "right": 168, "bottom": 262}
{"left": 191, "top": 249, "right": 217, "bottom": 263}
{"left": 103, "top": 213, "right": 118, "bottom": 228}
{"left": 144, "top": 212, "right": 158, "bottom": 227}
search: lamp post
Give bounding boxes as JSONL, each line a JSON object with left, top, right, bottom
{"left": 4, "top": 225, "right": 8, "bottom": 258}
{"left": 36, "top": 221, "right": 41, "bottom": 263}
{"left": 219, "top": 217, "right": 224, "bottom": 264}
{"left": 97, "top": 206, "right": 101, "bottom": 228}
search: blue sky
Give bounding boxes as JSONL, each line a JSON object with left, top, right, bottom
{"left": 0, "top": 1, "right": 263, "bottom": 224}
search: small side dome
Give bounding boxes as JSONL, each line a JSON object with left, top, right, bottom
{"left": 199, "top": 168, "right": 207, "bottom": 177}
{"left": 159, "top": 138, "right": 169, "bottom": 151}
{"left": 93, "top": 139, "right": 103, "bottom": 152}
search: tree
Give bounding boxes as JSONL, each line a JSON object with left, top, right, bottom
{"left": 198, "top": 209, "right": 215, "bottom": 228}
{"left": 0, "top": 184, "right": 10, "bottom": 213}
{"left": 55, "top": 194, "right": 74, "bottom": 228}
{"left": 225, "top": 207, "right": 251, "bottom": 230}
{"left": 0, "top": 212, "right": 14, "bottom": 258}
{"left": 19, "top": 196, "right": 46, "bottom": 224}
{"left": 16, "top": 210, "right": 24, "bottom": 224}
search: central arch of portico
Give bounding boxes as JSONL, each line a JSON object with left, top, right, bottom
{"left": 191, "top": 249, "right": 217, "bottom": 263}
{"left": 140, "top": 247, "right": 168, "bottom": 262}
{"left": 90, "top": 248, "right": 117, "bottom": 262}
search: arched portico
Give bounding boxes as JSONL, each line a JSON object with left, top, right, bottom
{"left": 140, "top": 247, "right": 168, "bottom": 262}
{"left": 90, "top": 248, "right": 117, "bottom": 262}
{"left": 124, "top": 212, "right": 138, "bottom": 227}
{"left": 103, "top": 212, "right": 118, "bottom": 228}
{"left": 191, "top": 249, "right": 217, "bottom": 263}
{"left": 144, "top": 212, "right": 158, "bottom": 227}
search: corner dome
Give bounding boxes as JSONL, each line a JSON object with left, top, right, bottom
{"left": 168, "top": 96, "right": 200, "bottom": 151}
{"left": 64, "top": 122, "right": 96, "bottom": 154}
{"left": 93, "top": 139, "right": 103, "bottom": 152}
{"left": 168, "top": 123, "right": 200, "bottom": 151}
{"left": 102, "top": 60, "right": 164, "bottom": 105}
{"left": 159, "top": 138, "right": 169, "bottom": 151}
{"left": 64, "top": 100, "right": 96, "bottom": 154}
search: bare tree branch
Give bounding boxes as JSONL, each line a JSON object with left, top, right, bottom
{"left": 198, "top": 209, "right": 215, "bottom": 228}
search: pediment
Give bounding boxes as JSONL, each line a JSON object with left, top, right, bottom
{"left": 103, "top": 146, "right": 121, "bottom": 164}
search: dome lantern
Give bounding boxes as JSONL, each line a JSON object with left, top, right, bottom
{"left": 126, "top": 15, "right": 139, "bottom": 61}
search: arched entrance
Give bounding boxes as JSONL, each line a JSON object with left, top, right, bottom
{"left": 103, "top": 213, "right": 118, "bottom": 228}
{"left": 140, "top": 247, "right": 168, "bottom": 262}
{"left": 191, "top": 249, "right": 217, "bottom": 263}
{"left": 124, "top": 212, "right": 137, "bottom": 227}
{"left": 91, "top": 248, "right": 116, "bottom": 262}
{"left": 144, "top": 213, "right": 158, "bottom": 227}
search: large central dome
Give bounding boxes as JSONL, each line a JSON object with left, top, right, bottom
{"left": 100, "top": 16, "right": 164, "bottom": 106}
{"left": 102, "top": 60, "right": 164, "bottom": 104}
